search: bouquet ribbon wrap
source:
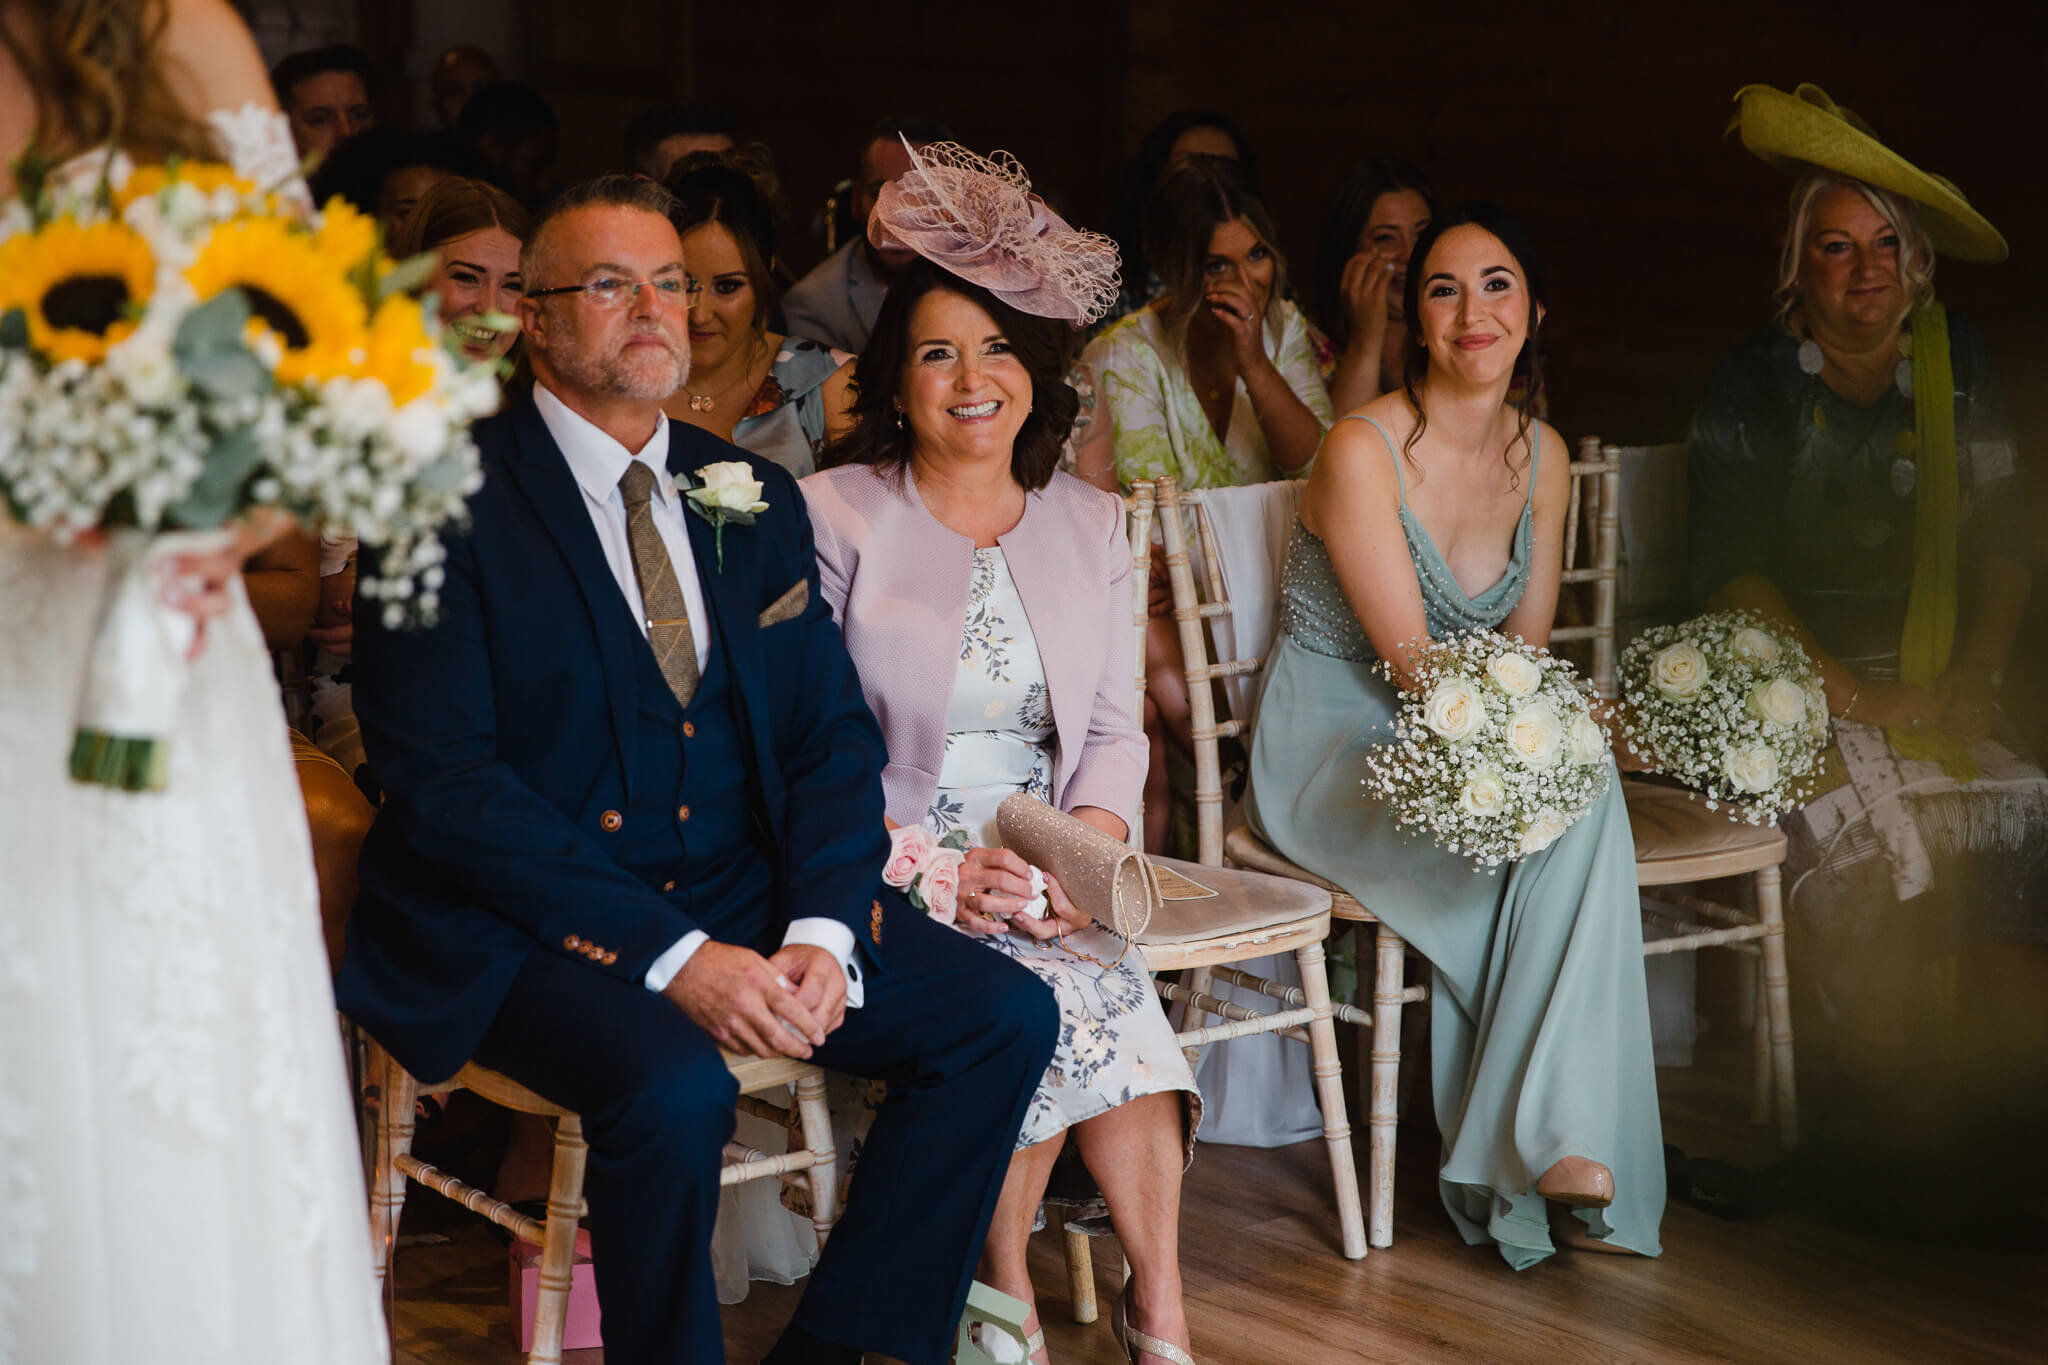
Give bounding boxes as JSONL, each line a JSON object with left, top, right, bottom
{"left": 995, "top": 794, "right": 1160, "bottom": 939}
{"left": 69, "top": 527, "right": 229, "bottom": 791}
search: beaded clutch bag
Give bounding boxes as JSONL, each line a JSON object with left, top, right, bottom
{"left": 996, "top": 794, "right": 1161, "bottom": 940}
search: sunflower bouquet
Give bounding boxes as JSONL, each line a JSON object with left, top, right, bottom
{"left": 1618, "top": 610, "right": 1828, "bottom": 825}
{"left": 1361, "top": 631, "right": 1613, "bottom": 868}
{"left": 0, "top": 151, "right": 501, "bottom": 789}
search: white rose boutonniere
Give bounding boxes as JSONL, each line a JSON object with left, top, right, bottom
{"left": 680, "top": 460, "right": 769, "bottom": 571}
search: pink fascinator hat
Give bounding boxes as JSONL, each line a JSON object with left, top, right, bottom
{"left": 869, "top": 140, "right": 1122, "bottom": 326}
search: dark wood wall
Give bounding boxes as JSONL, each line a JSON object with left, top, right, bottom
{"left": 511, "top": 0, "right": 2047, "bottom": 459}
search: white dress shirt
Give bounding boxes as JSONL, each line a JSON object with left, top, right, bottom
{"left": 534, "top": 383, "right": 862, "bottom": 1006}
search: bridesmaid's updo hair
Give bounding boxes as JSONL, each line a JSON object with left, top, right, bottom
{"left": 1398, "top": 202, "right": 1548, "bottom": 477}
{"left": 817, "top": 257, "right": 1080, "bottom": 492}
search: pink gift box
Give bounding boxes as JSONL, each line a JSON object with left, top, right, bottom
{"left": 509, "top": 1234, "right": 602, "bottom": 1352}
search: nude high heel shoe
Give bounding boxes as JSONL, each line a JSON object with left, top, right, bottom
{"left": 1536, "top": 1156, "right": 1615, "bottom": 1208}
{"left": 1113, "top": 1290, "right": 1195, "bottom": 1365}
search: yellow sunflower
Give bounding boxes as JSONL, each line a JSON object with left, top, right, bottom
{"left": 0, "top": 217, "right": 155, "bottom": 364}
{"left": 184, "top": 216, "right": 366, "bottom": 385}
{"left": 312, "top": 196, "right": 378, "bottom": 275}
{"left": 113, "top": 161, "right": 256, "bottom": 210}
{"left": 357, "top": 294, "right": 439, "bottom": 407}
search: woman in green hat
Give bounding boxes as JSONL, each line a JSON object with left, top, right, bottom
{"left": 1687, "top": 85, "right": 2044, "bottom": 1162}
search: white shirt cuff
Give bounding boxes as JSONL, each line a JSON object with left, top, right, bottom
{"left": 643, "top": 929, "right": 708, "bottom": 992}
{"left": 782, "top": 917, "right": 864, "bottom": 1009}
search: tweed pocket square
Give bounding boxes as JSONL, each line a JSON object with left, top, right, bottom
{"left": 757, "top": 579, "right": 808, "bottom": 627}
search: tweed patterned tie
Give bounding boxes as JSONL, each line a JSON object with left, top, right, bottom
{"left": 618, "top": 461, "right": 700, "bottom": 708}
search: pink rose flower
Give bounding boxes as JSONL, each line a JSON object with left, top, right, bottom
{"left": 919, "top": 848, "right": 963, "bottom": 925}
{"left": 882, "top": 825, "right": 939, "bottom": 888}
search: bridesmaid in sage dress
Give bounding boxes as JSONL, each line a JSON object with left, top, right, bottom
{"left": 1244, "top": 204, "right": 1664, "bottom": 1267}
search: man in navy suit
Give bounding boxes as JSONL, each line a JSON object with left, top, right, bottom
{"left": 336, "top": 175, "right": 1058, "bottom": 1365}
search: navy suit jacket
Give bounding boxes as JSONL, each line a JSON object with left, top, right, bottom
{"left": 335, "top": 391, "right": 892, "bottom": 1082}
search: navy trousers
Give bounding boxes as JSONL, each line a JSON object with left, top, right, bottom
{"left": 472, "top": 896, "right": 1059, "bottom": 1365}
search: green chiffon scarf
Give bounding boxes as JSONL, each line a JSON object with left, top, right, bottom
{"left": 1890, "top": 302, "right": 1977, "bottom": 780}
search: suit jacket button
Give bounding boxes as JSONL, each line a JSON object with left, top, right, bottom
{"left": 602, "top": 951, "right": 618, "bottom": 966}
{"left": 662, "top": 880, "right": 676, "bottom": 893}
{"left": 564, "top": 935, "right": 582, "bottom": 950}
{"left": 682, "top": 721, "right": 696, "bottom": 738}
{"left": 676, "top": 804, "right": 691, "bottom": 822}
{"left": 600, "top": 810, "right": 623, "bottom": 832}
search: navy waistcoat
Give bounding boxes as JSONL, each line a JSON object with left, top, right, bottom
{"left": 623, "top": 633, "right": 776, "bottom": 954}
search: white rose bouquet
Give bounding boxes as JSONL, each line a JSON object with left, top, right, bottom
{"left": 1618, "top": 610, "right": 1827, "bottom": 824}
{"left": 1361, "top": 631, "right": 1613, "bottom": 868}
{"left": 0, "top": 152, "right": 502, "bottom": 789}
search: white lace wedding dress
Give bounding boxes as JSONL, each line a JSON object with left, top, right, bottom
{"left": 0, "top": 113, "right": 386, "bottom": 1365}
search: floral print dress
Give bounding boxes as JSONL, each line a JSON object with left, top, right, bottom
{"left": 1078, "top": 299, "right": 1332, "bottom": 492}
{"left": 926, "top": 548, "right": 1200, "bottom": 1152}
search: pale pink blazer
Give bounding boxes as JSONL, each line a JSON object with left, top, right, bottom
{"left": 802, "top": 462, "right": 1146, "bottom": 837}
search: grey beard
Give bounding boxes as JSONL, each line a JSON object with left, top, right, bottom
{"left": 558, "top": 340, "right": 685, "bottom": 402}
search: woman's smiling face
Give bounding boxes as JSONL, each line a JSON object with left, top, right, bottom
{"left": 899, "top": 287, "right": 1032, "bottom": 469}
{"left": 1414, "top": 224, "right": 1536, "bottom": 387}
{"left": 430, "top": 226, "right": 523, "bottom": 360}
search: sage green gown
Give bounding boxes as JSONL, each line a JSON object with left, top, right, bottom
{"left": 1244, "top": 417, "right": 1665, "bottom": 1267}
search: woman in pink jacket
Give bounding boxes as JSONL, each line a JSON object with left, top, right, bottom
{"left": 804, "top": 143, "right": 1201, "bottom": 1365}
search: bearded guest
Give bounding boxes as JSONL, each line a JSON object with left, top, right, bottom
{"left": 335, "top": 174, "right": 1057, "bottom": 1365}
{"left": 1691, "top": 86, "right": 2043, "bottom": 1213}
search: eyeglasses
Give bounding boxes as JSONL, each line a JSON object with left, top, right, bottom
{"left": 526, "top": 275, "right": 700, "bottom": 309}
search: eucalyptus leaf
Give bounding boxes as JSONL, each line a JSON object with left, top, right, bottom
{"left": 173, "top": 290, "right": 271, "bottom": 400}
{"left": 415, "top": 452, "right": 471, "bottom": 494}
{"left": 0, "top": 308, "right": 27, "bottom": 350}
{"left": 166, "top": 426, "right": 264, "bottom": 529}
{"left": 377, "top": 252, "right": 439, "bottom": 301}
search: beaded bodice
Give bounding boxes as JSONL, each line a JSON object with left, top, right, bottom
{"left": 1275, "top": 415, "right": 1534, "bottom": 663}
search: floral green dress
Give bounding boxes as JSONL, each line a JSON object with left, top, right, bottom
{"left": 1080, "top": 300, "right": 1332, "bottom": 491}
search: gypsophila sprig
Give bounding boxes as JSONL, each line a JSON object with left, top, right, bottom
{"left": 1618, "top": 610, "right": 1825, "bottom": 825}
{"left": 1361, "top": 631, "right": 1612, "bottom": 869}
{"left": 0, "top": 140, "right": 500, "bottom": 788}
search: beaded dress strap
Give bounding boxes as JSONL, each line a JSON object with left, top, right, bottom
{"left": 1338, "top": 413, "right": 1407, "bottom": 498}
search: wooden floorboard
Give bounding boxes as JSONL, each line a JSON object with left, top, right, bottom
{"left": 386, "top": 1036, "right": 2047, "bottom": 1365}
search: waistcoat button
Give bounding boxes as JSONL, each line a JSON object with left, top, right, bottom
{"left": 677, "top": 805, "right": 691, "bottom": 822}
{"left": 682, "top": 721, "right": 696, "bottom": 738}
{"left": 600, "top": 810, "right": 623, "bottom": 832}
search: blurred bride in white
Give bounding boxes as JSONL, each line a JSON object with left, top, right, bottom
{"left": 0, "top": 1, "right": 386, "bottom": 1359}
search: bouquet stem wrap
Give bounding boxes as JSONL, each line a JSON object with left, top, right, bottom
{"left": 68, "top": 527, "right": 224, "bottom": 791}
